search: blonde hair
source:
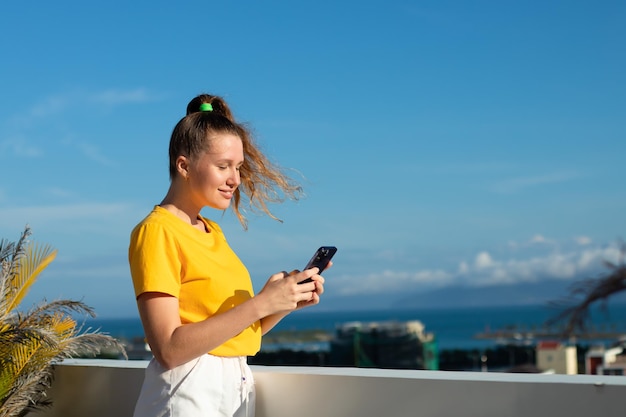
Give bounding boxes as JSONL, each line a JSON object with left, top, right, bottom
{"left": 169, "top": 94, "right": 302, "bottom": 228}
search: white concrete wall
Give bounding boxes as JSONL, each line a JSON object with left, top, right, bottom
{"left": 26, "top": 359, "right": 626, "bottom": 417}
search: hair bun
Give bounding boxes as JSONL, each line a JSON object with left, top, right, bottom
{"left": 186, "top": 94, "right": 236, "bottom": 122}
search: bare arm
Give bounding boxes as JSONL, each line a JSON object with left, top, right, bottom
{"left": 137, "top": 268, "right": 323, "bottom": 370}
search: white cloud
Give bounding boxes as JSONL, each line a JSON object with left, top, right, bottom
{"left": 0, "top": 202, "right": 138, "bottom": 232}
{"left": 330, "top": 239, "right": 622, "bottom": 297}
{"left": 574, "top": 236, "right": 592, "bottom": 246}
{"left": 490, "top": 171, "right": 580, "bottom": 194}
{"left": 507, "top": 234, "right": 559, "bottom": 251}
{"left": 2, "top": 88, "right": 159, "bottom": 161}
{"left": 46, "top": 258, "right": 129, "bottom": 279}
{"left": 531, "top": 234, "right": 546, "bottom": 244}
{"left": 29, "top": 95, "right": 70, "bottom": 118}
{"left": 43, "top": 187, "right": 75, "bottom": 198}
{"left": 3, "top": 88, "right": 156, "bottom": 165}
{"left": 0, "top": 136, "right": 43, "bottom": 158}
{"left": 529, "top": 234, "right": 560, "bottom": 246}
{"left": 334, "top": 268, "right": 453, "bottom": 296}
{"left": 8, "top": 88, "right": 157, "bottom": 127}
{"left": 475, "top": 251, "right": 494, "bottom": 269}
{"left": 463, "top": 245, "right": 618, "bottom": 288}
{"left": 6, "top": 94, "right": 72, "bottom": 128}
{"left": 61, "top": 137, "right": 117, "bottom": 167}
{"left": 90, "top": 88, "right": 155, "bottom": 105}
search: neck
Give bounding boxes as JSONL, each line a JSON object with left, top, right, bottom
{"left": 160, "top": 186, "right": 201, "bottom": 227}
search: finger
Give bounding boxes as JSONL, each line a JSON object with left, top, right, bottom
{"left": 314, "top": 275, "right": 325, "bottom": 285}
{"left": 295, "top": 267, "right": 318, "bottom": 284}
{"left": 299, "top": 293, "right": 320, "bottom": 308}
{"left": 271, "top": 270, "right": 289, "bottom": 279}
{"left": 278, "top": 269, "right": 295, "bottom": 280}
{"left": 297, "top": 281, "right": 317, "bottom": 292}
{"left": 305, "top": 266, "right": 320, "bottom": 274}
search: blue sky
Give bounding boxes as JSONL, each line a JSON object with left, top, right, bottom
{"left": 1, "top": 1, "right": 625, "bottom": 318}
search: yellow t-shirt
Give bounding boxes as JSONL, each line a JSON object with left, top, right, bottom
{"left": 128, "top": 206, "right": 261, "bottom": 357}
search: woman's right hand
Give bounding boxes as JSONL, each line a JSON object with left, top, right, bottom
{"left": 256, "top": 268, "right": 324, "bottom": 316}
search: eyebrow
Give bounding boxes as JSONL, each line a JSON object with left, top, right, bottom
{"left": 214, "top": 158, "right": 244, "bottom": 165}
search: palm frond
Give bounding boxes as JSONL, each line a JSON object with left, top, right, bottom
{"left": 0, "top": 226, "right": 31, "bottom": 267}
{"left": 3, "top": 226, "right": 31, "bottom": 284}
{"left": 0, "top": 336, "right": 56, "bottom": 417}
{"left": 0, "top": 240, "right": 16, "bottom": 264}
{"left": 16, "top": 398, "right": 53, "bottom": 417}
{"left": 0, "top": 361, "right": 54, "bottom": 417}
{"left": 0, "top": 227, "right": 34, "bottom": 322}
{"left": 1, "top": 327, "right": 60, "bottom": 383}
{"left": 0, "top": 326, "right": 56, "bottom": 358}
{"left": 0, "top": 245, "right": 16, "bottom": 320}
{"left": 0, "top": 377, "right": 11, "bottom": 412}
{"left": 0, "top": 226, "right": 127, "bottom": 417}
{"left": 547, "top": 241, "right": 626, "bottom": 336}
{"left": 0, "top": 322, "right": 61, "bottom": 388}
{"left": 0, "top": 323, "right": 127, "bottom": 416}
{"left": 19, "top": 299, "right": 96, "bottom": 328}
{"left": 5, "top": 244, "right": 57, "bottom": 315}
{"left": 57, "top": 331, "right": 128, "bottom": 360}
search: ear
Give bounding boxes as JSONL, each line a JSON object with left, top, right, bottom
{"left": 175, "top": 155, "right": 190, "bottom": 180}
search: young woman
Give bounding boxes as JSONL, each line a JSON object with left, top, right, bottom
{"left": 128, "top": 94, "right": 326, "bottom": 417}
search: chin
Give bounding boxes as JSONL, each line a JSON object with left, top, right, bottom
{"left": 208, "top": 201, "right": 232, "bottom": 211}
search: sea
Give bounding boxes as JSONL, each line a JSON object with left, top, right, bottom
{"left": 85, "top": 303, "right": 626, "bottom": 352}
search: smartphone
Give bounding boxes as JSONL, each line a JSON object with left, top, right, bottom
{"left": 299, "top": 246, "right": 337, "bottom": 284}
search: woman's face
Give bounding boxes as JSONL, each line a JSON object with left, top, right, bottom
{"left": 185, "top": 132, "right": 244, "bottom": 211}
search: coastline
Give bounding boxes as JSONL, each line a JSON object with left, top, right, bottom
{"left": 87, "top": 302, "right": 626, "bottom": 352}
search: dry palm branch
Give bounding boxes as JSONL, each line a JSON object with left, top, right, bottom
{"left": 546, "top": 241, "right": 626, "bottom": 337}
{"left": 0, "top": 226, "right": 127, "bottom": 417}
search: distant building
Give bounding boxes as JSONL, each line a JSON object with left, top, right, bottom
{"left": 536, "top": 341, "right": 577, "bottom": 375}
{"left": 586, "top": 345, "right": 625, "bottom": 375}
{"left": 124, "top": 336, "right": 153, "bottom": 360}
{"left": 328, "top": 320, "right": 438, "bottom": 370}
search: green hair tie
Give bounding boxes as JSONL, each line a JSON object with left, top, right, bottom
{"left": 199, "top": 103, "right": 213, "bottom": 112}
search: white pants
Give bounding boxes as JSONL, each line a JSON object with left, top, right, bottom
{"left": 133, "top": 354, "right": 255, "bottom": 417}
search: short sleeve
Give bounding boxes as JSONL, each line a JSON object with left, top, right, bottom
{"left": 129, "top": 222, "right": 182, "bottom": 299}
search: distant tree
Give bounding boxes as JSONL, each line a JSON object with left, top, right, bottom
{"left": 547, "top": 241, "right": 626, "bottom": 336}
{"left": 0, "top": 226, "right": 126, "bottom": 417}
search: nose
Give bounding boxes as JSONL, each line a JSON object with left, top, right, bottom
{"left": 226, "top": 168, "right": 241, "bottom": 187}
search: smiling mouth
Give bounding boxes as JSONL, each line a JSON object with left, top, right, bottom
{"left": 219, "top": 189, "right": 234, "bottom": 198}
